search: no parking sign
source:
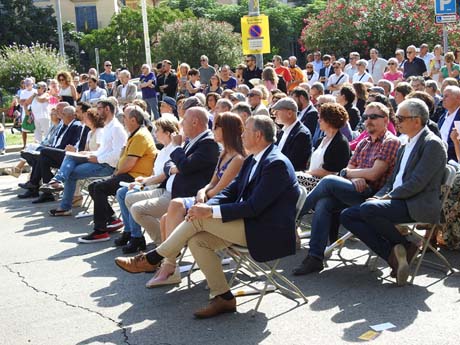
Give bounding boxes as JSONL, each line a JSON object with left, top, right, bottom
{"left": 241, "top": 15, "right": 270, "bottom": 54}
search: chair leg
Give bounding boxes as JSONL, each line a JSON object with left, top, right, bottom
{"left": 252, "top": 260, "right": 280, "bottom": 317}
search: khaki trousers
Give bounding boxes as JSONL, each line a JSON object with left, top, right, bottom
{"left": 156, "top": 217, "right": 246, "bottom": 298}
{"left": 125, "top": 188, "right": 171, "bottom": 244}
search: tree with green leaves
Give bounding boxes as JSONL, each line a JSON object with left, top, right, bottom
{"left": 155, "top": 18, "right": 242, "bottom": 68}
{"left": 0, "top": 0, "right": 57, "bottom": 47}
{"left": 79, "top": 6, "right": 189, "bottom": 74}
{"left": 0, "top": 43, "right": 71, "bottom": 91}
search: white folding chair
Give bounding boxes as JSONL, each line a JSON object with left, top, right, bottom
{"left": 226, "top": 185, "right": 309, "bottom": 316}
{"left": 399, "top": 164, "right": 457, "bottom": 284}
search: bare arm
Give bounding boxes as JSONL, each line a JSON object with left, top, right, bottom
{"left": 346, "top": 159, "right": 389, "bottom": 181}
{"left": 115, "top": 156, "right": 138, "bottom": 176}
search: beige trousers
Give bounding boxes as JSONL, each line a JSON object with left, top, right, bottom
{"left": 156, "top": 217, "right": 246, "bottom": 298}
{"left": 125, "top": 188, "right": 171, "bottom": 244}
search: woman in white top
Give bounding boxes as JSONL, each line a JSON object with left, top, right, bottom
{"left": 27, "top": 81, "right": 50, "bottom": 143}
{"left": 429, "top": 44, "right": 445, "bottom": 86}
{"left": 57, "top": 71, "right": 77, "bottom": 105}
{"left": 114, "top": 117, "right": 180, "bottom": 253}
{"left": 297, "top": 103, "right": 351, "bottom": 194}
{"left": 352, "top": 59, "right": 374, "bottom": 84}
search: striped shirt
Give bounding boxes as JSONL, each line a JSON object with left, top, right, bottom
{"left": 349, "top": 130, "right": 400, "bottom": 191}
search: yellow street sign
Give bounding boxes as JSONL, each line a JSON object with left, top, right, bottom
{"left": 241, "top": 15, "right": 270, "bottom": 55}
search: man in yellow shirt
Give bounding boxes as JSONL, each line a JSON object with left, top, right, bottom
{"left": 79, "top": 105, "right": 157, "bottom": 243}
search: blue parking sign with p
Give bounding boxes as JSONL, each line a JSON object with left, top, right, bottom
{"left": 435, "top": 0, "right": 456, "bottom": 14}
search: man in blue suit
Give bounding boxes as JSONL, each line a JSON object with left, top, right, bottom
{"left": 115, "top": 115, "right": 300, "bottom": 318}
{"left": 437, "top": 85, "right": 460, "bottom": 161}
{"left": 273, "top": 97, "right": 312, "bottom": 171}
{"left": 341, "top": 99, "right": 447, "bottom": 286}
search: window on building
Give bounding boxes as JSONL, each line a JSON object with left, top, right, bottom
{"left": 75, "top": 6, "right": 98, "bottom": 32}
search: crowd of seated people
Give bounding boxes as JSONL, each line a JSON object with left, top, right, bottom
{"left": 7, "top": 44, "right": 460, "bottom": 318}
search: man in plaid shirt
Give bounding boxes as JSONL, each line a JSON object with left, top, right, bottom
{"left": 293, "top": 102, "right": 400, "bottom": 275}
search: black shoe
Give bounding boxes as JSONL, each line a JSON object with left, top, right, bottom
{"left": 18, "top": 189, "right": 39, "bottom": 199}
{"left": 114, "top": 232, "right": 131, "bottom": 247}
{"left": 32, "top": 193, "right": 55, "bottom": 204}
{"left": 18, "top": 181, "right": 38, "bottom": 190}
{"left": 292, "top": 256, "right": 324, "bottom": 276}
{"left": 122, "top": 236, "right": 147, "bottom": 254}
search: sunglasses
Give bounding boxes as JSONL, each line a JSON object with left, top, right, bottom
{"left": 58, "top": 78, "right": 65, "bottom": 81}
{"left": 105, "top": 64, "right": 112, "bottom": 67}
{"left": 248, "top": 93, "right": 258, "bottom": 97}
{"left": 388, "top": 63, "right": 396, "bottom": 65}
{"left": 396, "top": 115, "right": 418, "bottom": 122}
{"left": 362, "top": 113, "right": 385, "bottom": 120}
{"left": 407, "top": 51, "right": 415, "bottom": 54}
{"left": 306, "top": 66, "right": 313, "bottom": 69}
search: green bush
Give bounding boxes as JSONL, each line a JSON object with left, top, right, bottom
{"left": 155, "top": 18, "right": 242, "bottom": 67}
{"left": 0, "top": 43, "right": 71, "bottom": 91}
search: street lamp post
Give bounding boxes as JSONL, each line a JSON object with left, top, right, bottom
{"left": 55, "top": 0, "right": 65, "bottom": 57}
{"left": 141, "top": 0, "right": 152, "bottom": 66}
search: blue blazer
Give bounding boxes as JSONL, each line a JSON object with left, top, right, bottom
{"left": 162, "top": 131, "right": 220, "bottom": 199}
{"left": 437, "top": 108, "right": 460, "bottom": 161}
{"left": 56, "top": 120, "right": 87, "bottom": 151}
{"left": 208, "top": 144, "right": 299, "bottom": 262}
{"left": 276, "top": 121, "right": 312, "bottom": 171}
{"left": 299, "top": 104, "right": 318, "bottom": 136}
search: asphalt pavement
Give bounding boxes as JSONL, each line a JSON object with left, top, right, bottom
{"left": 1, "top": 152, "right": 460, "bottom": 345}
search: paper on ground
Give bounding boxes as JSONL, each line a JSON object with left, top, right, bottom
{"left": 370, "top": 322, "right": 396, "bottom": 332}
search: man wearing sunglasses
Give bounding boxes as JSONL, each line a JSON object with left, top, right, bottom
{"left": 341, "top": 98, "right": 446, "bottom": 286}
{"left": 293, "top": 102, "right": 400, "bottom": 275}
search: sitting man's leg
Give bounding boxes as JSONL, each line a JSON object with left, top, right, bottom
{"left": 115, "top": 217, "right": 246, "bottom": 318}
{"left": 294, "top": 175, "right": 373, "bottom": 275}
{"left": 78, "top": 174, "right": 134, "bottom": 243}
{"left": 128, "top": 188, "right": 171, "bottom": 246}
{"left": 341, "top": 200, "right": 418, "bottom": 286}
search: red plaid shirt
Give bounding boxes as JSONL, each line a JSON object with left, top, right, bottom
{"left": 349, "top": 130, "right": 400, "bottom": 191}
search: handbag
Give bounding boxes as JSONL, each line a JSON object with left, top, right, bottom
{"left": 22, "top": 113, "right": 35, "bottom": 132}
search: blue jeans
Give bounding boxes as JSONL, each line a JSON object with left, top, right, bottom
{"left": 116, "top": 186, "right": 143, "bottom": 238}
{"left": 301, "top": 175, "right": 374, "bottom": 259}
{"left": 56, "top": 157, "right": 114, "bottom": 210}
{"left": 0, "top": 130, "right": 5, "bottom": 150}
{"left": 144, "top": 97, "right": 159, "bottom": 120}
{"left": 341, "top": 200, "right": 414, "bottom": 261}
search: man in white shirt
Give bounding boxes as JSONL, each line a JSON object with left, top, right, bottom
{"left": 344, "top": 52, "right": 360, "bottom": 80}
{"left": 419, "top": 43, "right": 434, "bottom": 75}
{"left": 368, "top": 48, "right": 388, "bottom": 84}
{"left": 327, "top": 62, "right": 349, "bottom": 96}
{"left": 341, "top": 98, "right": 447, "bottom": 286}
{"left": 438, "top": 85, "right": 460, "bottom": 161}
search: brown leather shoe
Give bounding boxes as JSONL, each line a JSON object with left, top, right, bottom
{"left": 193, "top": 296, "right": 237, "bottom": 319}
{"left": 114, "top": 253, "right": 159, "bottom": 273}
{"left": 388, "top": 244, "right": 409, "bottom": 286}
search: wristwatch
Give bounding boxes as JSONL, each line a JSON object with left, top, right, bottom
{"left": 339, "top": 168, "right": 347, "bottom": 178}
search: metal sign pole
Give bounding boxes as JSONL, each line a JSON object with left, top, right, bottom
{"left": 141, "top": 0, "right": 152, "bottom": 66}
{"left": 248, "top": 0, "right": 263, "bottom": 69}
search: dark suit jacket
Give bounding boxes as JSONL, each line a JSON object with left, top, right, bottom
{"left": 299, "top": 104, "right": 318, "bottom": 136}
{"left": 319, "top": 66, "right": 334, "bottom": 79}
{"left": 56, "top": 120, "right": 87, "bottom": 151}
{"left": 376, "top": 127, "right": 447, "bottom": 224}
{"left": 156, "top": 72, "right": 178, "bottom": 99}
{"left": 437, "top": 108, "right": 460, "bottom": 161}
{"left": 161, "top": 131, "right": 219, "bottom": 199}
{"left": 208, "top": 144, "right": 299, "bottom": 262}
{"left": 276, "top": 121, "right": 312, "bottom": 171}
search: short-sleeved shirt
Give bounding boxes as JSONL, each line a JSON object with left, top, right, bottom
{"left": 118, "top": 126, "right": 157, "bottom": 178}
{"left": 349, "top": 130, "right": 400, "bottom": 191}
{"left": 403, "top": 57, "right": 427, "bottom": 79}
{"left": 220, "top": 76, "right": 237, "bottom": 90}
{"left": 198, "top": 66, "right": 216, "bottom": 85}
{"left": 139, "top": 72, "right": 157, "bottom": 99}
{"left": 99, "top": 72, "right": 116, "bottom": 84}
{"left": 440, "top": 64, "right": 460, "bottom": 78}
{"left": 275, "top": 66, "right": 292, "bottom": 83}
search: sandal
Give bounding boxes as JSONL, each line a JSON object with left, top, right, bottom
{"left": 145, "top": 263, "right": 181, "bottom": 288}
{"left": 72, "top": 195, "right": 84, "bottom": 207}
{"left": 40, "top": 180, "right": 64, "bottom": 194}
{"left": 48, "top": 209, "right": 72, "bottom": 217}
{"left": 5, "top": 167, "right": 23, "bottom": 178}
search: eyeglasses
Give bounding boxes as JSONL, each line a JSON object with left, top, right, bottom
{"left": 58, "top": 78, "right": 65, "bottom": 82}
{"left": 245, "top": 60, "right": 254, "bottom": 63}
{"left": 200, "top": 59, "right": 206, "bottom": 62}
{"left": 407, "top": 51, "right": 415, "bottom": 55}
{"left": 362, "top": 113, "right": 386, "bottom": 120}
{"left": 333, "top": 66, "right": 340, "bottom": 69}
{"left": 388, "top": 63, "right": 396, "bottom": 65}
{"left": 248, "top": 93, "right": 258, "bottom": 97}
{"left": 396, "top": 114, "right": 418, "bottom": 122}
{"left": 105, "top": 64, "right": 112, "bottom": 67}
{"left": 306, "top": 66, "right": 313, "bottom": 69}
